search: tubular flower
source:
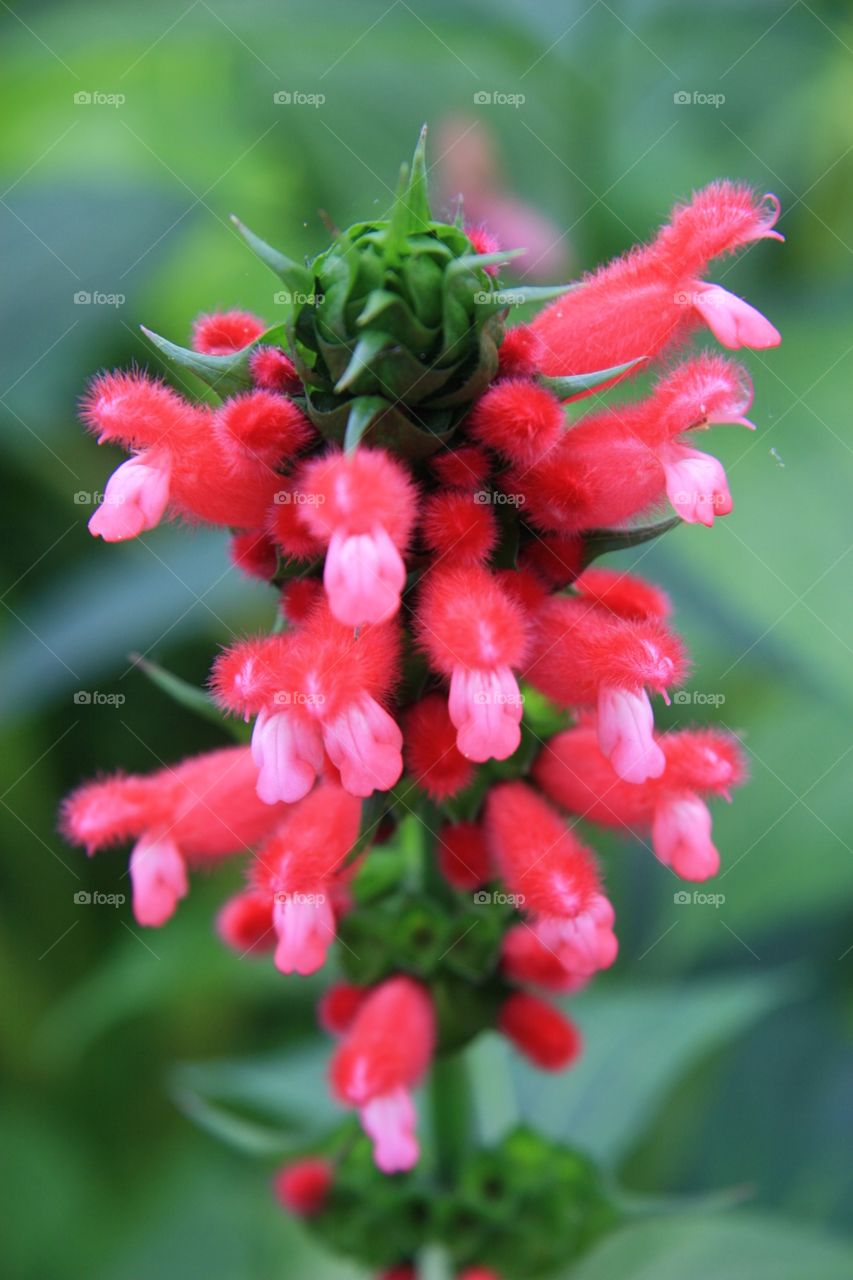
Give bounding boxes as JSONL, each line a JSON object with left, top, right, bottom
{"left": 506, "top": 353, "right": 754, "bottom": 533}
{"left": 61, "top": 138, "right": 781, "bottom": 1260}
{"left": 251, "top": 782, "right": 361, "bottom": 975}
{"left": 273, "top": 1158, "right": 334, "bottom": 1216}
{"left": 416, "top": 565, "right": 528, "bottom": 763}
{"left": 531, "top": 181, "right": 781, "bottom": 375}
{"left": 81, "top": 370, "right": 286, "bottom": 538}
{"left": 212, "top": 603, "right": 402, "bottom": 804}
{"left": 525, "top": 594, "right": 687, "bottom": 783}
{"left": 498, "top": 992, "right": 583, "bottom": 1071}
{"left": 534, "top": 723, "right": 745, "bottom": 881}
{"left": 61, "top": 747, "right": 288, "bottom": 927}
{"left": 402, "top": 694, "right": 474, "bottom": 801}
{"left": 191, "top": 309, "right": 266, "bottom": 355}
{"left": 484, "top": 782, "right": 617, "bottom": 980}
{"left": 330, "top": 977, "right": 435, "bottom": 1173}
{"left": 294, "top": 448, "right": 417, "bottom": 626}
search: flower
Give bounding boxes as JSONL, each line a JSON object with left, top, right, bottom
{"left": 330, "top": 976, "right": 435, "bottom": 1172}
{"left": 212, "top": 603, "right": 402, "bottom": 803}
{"left": 191, "top": 309, "right": 265, "bottom": 354}
{"left": 294, "top": 448, "right": 416, "bottom": 626}
{"left": 61, "top": 747, "right": 288, "bottom": 926}
{"left": 534, "top": 722, "right": 745, "bottom": 880}
{"left": 531, "top": 181, "right": 781, "bottom": 375}
{"left": 525, "top": 591, "right": 687, "bottom": 783}
{"left": 498, "top": 991, "right": 583, "bottom": 1071}
{"left": 251, "top": 782, "right": 362, "bottom": 975}
{"left": 436, "top": 822, "right": 491, "bottom": 891}
{"left": 402, "top": 694, "right": 474, "bottom": 801}
{"left": 484, "top": 782, "right": 617, "bottom": 980}
{"left": 416, "top": 565, "right": 528, "bottom": 763}
{"left": 273, "top": 1158, "right": 333, "bottom": 1215}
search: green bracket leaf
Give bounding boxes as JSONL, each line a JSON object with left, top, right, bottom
{"left": 140, "top": 321, "right": 288, "bottom": 398}
{"left": 230, "top": 215, "right": 315, "bottom": 295}
{"left": 475, "top": 281, "right": 579, "bottom": 310}
{"left": 405, "top": 123, "right": 432, "bottom": 230}
{"left": 335, "top": 330, "right": 394, "bottom": 393}
{"left": 130, "top": 654, "right": 247, "bottom": 740}
{"left": 540, "top": 355, "right": 649, "bottom": 400}
{"left": 343, "top": 395, "right": 390, "bottom": 452}
{"left": 582, "top": 516, "right": 682, "bottom": 564}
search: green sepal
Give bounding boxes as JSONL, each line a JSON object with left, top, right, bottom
{"left": 305, "top": 387, "right": 457, "bottom": 459}
{"left": 230, "top": 215, "right": 314, "bottom": 295}
{"left": 539, "top": 355, "right": 648, "bottom": 400}
{"left": 130, "top": 654, "right": 247, "bottom": 740}
{"left": 475, "top": 282, "right": 578, "bottom": 310}
{"left": 140, "top": 320, "right": 287, "bottom": 398}
{"left": 344, "top": 396, "right": 390, "bottom": 452}
{"left": 406, "top": 123, "right": 432, "bottom": 230}
{"left": 581, "top": 516, "right": 682, "bottom": 564}
{"left": 335, "top": 330, "right": 395, "bottom": 393}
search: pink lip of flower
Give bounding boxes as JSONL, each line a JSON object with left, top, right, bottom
{"left": 689, "top": 283, "right": 781, "bottom": 350}
{"left": 324, "top": 524, "right": 407, "bottom": 626}
{"left": 596, "top": 684, "right": 666, "bottom": 785}
{"left": 271, "top": 889, "right": 336, "bottom": 976}
{"left": 129, "top": 832, "right": 188, "bottom": 927}
{"left": 448, "top": 665, "right": 524, "bottom": 763}
{"left": 250, "top": 706, "right": 325, "bottom": 805}
{"left": 659, "top": 442, "right": 733, "bottom": 527}
{"left": 88, "top": 452, "right": 171, "bottom": 542}
{"left": 652, "top": 791, "right": 720, "bottom": 881}
{"left": 359, "top": 1086, "right": 420, "bottom": 1174}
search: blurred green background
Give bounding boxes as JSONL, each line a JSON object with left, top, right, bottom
{"left": 2, "top": 1, "right": 852, "bottom": 1276}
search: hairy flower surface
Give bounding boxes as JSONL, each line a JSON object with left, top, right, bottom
{"left": 62, "top": 140, "right": 780, "bottom": 1231}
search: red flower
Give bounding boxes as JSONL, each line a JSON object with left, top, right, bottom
{"left": 534, "top": 723, "right": 745, "bottom": 880}
{"left": 532, "top": 182, "right": 781, "bottom": 375}
{"left": 416, "top": 565, "right": 528, "bottom": 763}
{"left": 525, "top": 595, "right": 687, "bottom": 783}
{"left": 273, "top": 1158, "right": 333, "bottom": 1215}
{"left": 437, "top": 822, "right": 491, "bottom": 891}
{"left": 61, "top": 747, "right": 288, "bottom": 927}
{"left": 216, "top": 889, "right": 275, "bottom": 954}
{"left": 402, "top": 694, "right": 474, "bottom": 801}
{"left": 212, "top": 605, "right": 402, "bottom": 803}
{"left": 330, "top": 977, "right": 435, "bottom": 1173}
{"left": 191, "top": 309, "right": 265, "bottom": 354}
{"left": 484, "top": 782, "right": 617, "bottom": 979}
{"left": 467, "top": 378, "right": 564, "bottom": 465}
{"left": 295, "top": 448, "right": 416, "bottom": 625}
{"left": 498, "top": 992, "right": 582, "bottom": 1070}
{"left": 252, "top": 782, "right": 362, "bottom": 975}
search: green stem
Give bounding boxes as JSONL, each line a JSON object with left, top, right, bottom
{"left": 429, "top": 1051, "right": 472, "bottom": 1185}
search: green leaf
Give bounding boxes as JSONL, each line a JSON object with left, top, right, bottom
{"left": 475, "top": 282, "right": 578, "bottom": 309}
{"left": 567, "top": 1213, "right": 853, "bottom": 1280}
{"left": 335, "top": 330, "right": 393, "bottom": 393}
{"left": 539, "top": 355, "right": 648, "bottom": 399}
{"left": 343, "top": 395, "right": 396, "bottom": 452}
{"left": 510, "top": 972, "right": 794, "bottom": 1163}
{"left": 170, "top": 1086, "right": 299, "bottom": 1157}
{"left": 581, "top": 517, "right": 682, "bottom": 564}
{"left": 140, "top": 321, "right": 287, "bottom": 397}
{"left": 230, "top": 215, "right": 314, "bottom": 294}
{"left": 405, "top": 123, "right": 432, "bottom": 230}
{"left": 130, "top": 654, "right": 247, "bottom": 740}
